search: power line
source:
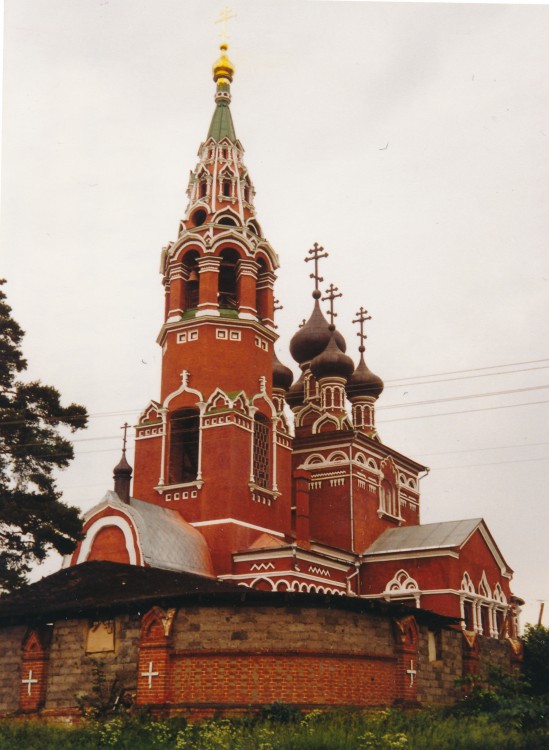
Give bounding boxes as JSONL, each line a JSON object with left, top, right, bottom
{"left": 416, "top": 440, "right": 549, "bottom": 457}
{"left": 384, "top": 357, "right": 549, "bottom": 384}
{"left": 378, "top": 399, "right": 549, "bottom": 423}
{"left": 432, "top": 456, "right": 549, "bottom": 471}
{"left": 379, "top": 384, "right": 549, "bottom": 410}
{"left": 385, "top": 364, "right": 549, "bottom": 389}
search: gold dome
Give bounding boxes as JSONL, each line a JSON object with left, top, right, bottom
{"left": 213, "top": 43, "right": 235, "bottom": 83}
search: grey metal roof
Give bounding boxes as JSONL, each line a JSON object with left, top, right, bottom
{"left": 128, "top": 497, "right": 214, "bottom": 577}
{"left": 76, "top": 491, "right": 214, "bottom": 578}
{"left": 363, "top": 518, "right": 483, "bottom": 556}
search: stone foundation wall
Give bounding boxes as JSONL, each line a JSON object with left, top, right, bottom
{"left": 45, "top": 615, "right": 140, "bottom": 710}
{"left": 0, "top": 602, "right": 520, "bottom": 718}
{"left": 416, "top": 625, "right": 462, "bottom": 706}
{"left": 0, "top": 625, "right": 26, "bottom": 713}
{"left": 173, "top": 605, "right": 393, "bottom": 653}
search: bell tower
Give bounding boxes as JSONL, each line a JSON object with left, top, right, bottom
{"left": 132, "top": 43, "right": 293, "bottom": 573}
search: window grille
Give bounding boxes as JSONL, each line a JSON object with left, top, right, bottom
{"left": 253, "top": 414, "right": 270, "bottom": 489}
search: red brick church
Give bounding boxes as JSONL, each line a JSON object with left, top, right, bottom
{"left": 0, "top": 43, "right": 523, "bottom": 719}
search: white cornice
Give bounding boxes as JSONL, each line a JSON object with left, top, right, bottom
{"left": 190, "top": 518, "right": 285, "bottom": 538}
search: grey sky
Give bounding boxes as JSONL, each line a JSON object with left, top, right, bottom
{"left": 2, "top": 0, "right": 548, "bottom": 628}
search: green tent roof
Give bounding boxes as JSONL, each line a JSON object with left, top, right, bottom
{"left": 207, "top": 100, "right": 236, "bottom": 142}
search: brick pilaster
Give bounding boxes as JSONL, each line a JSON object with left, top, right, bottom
{"left": 137, "top": 606, "right": 176, "bottom": 705}
{"left": 19, "top": 628, "right": 51, "bottom": 712}
{"left": 393, "top": 616, "right": 419, "bottom": 705}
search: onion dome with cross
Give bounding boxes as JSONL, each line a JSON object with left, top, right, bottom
{"left": 289, "top": 244, "right": 346, "bottom": 365}
{"left": 310, "top": 327, "right": 355, "bottom": 381}
{"left": 346, "top": 307, "right": 384, "bottom": 400}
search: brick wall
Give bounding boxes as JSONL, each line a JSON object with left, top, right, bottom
{"left": 170, "top": 605, "right": 396, "bottom": 707}
{"left": 0, "top": 601, "right": 520, "bottom": 718}
{"left": 0, "top": 625, "right": 26, "bottom": 713}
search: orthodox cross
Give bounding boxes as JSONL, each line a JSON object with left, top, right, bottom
{"left": 304, "top": 242, "right": 328, "bottom": 293}
{"left": 141, "top": 661, "right": 159, "bottom": 690}
{"left": 407, "top": 659, "right": 417, "bottom": 687}
{"left": 353, "top": 306, "right": 372, "bottom": 353}
{"left": 22, "top": 669, "right": 38, "bottom": 696}
{"left": 121, "top": 422, "right": 130, "bottom": 453}
{"left": 322, "top": 283, "right": 342, "bottom": 326}
{"left": 215, "top": 5, "right": 237, "bottom": 43}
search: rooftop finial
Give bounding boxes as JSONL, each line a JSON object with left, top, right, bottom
{"left": 213, "top": 6, "right": 236, "bottom": 92}
{"left": 322, "top": 283, "right": 342, "bottom": 328}
{"left": 121, "top": 421, "right": 130, "bottom": 453}
{"left": 215, "top": 5, "right": 237, "bottom": 45}
{"left": 305, "top": 242, "right": 329, "bottom": 300}
{"left": 353, "top": 307, "right": 372, "bottom": 354}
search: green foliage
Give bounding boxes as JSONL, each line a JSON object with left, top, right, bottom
{"left": 0, "top": 279, "right": 88, "bottom": 592}
{"left": 0, "top": 709, "right": 548, "bottom": 750}
{"left": 453, "top": 663, "right": 549, "bottom": 732}
{"left": 522, "top": 623, "right": 549, "bottom": 696}
{"left": 257, "top": 701, "right": 302, "bottom": 724}
{"left": 76, "top": 659, "right": 123, "bottom": 720}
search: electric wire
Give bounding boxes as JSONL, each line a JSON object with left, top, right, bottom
{"left": 415, "top": 440, "right": 549, "bottom": 457}
{"left": 383, "top": 357, "right": 549, "bottom": 383}
{"left": 378, "top": 383, "right": 549, "bottom": 410}
{"left": 378, "top": 399, "right": 549, "bottom": 423}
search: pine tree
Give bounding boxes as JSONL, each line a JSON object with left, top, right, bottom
{"left": 0, "top": 279, "right": 88, "bottom": 592}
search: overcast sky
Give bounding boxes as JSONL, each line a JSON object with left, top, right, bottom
{"left": 2, "top": 0, "right": 548, "bottom": 628}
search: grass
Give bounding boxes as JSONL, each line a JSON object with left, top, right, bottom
{"left": 0, "top": 707, "right": 548, "bottom": 750}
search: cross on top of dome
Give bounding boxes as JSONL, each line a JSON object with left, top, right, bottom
{"left": 353, "top": 306, "right": 372, "bottom": 353}
{"left": 322, "top": 283, "right": 342, "bottom": 327}
{"left": 305, "top": 242, "right": 328, "bottom": 299}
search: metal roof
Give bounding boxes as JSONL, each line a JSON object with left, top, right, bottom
{"left": 75, "top": 492, "right": 214, "bottom": 578}
{"left": 207, "top": 100, "right": 236, "bottom": 142}
{"left": 128, "top": 497, "right": 214, "bottom": 577}
{"left": 363, "top": 518, "right": 483, "bottom": 555}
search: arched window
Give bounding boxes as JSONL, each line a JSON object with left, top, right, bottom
{"left": 218, "top": 248, "right": 239, "bottom": 310}
{"left": 168, "top": 408, "right": 199, "bottom": 485}
{"left": 199, "top": 180, "right": 208, "bottom": 198}
{"left": 219, "top": 216, "right": 237, "bottom": 226}
{"left": 253, "top": 413, "right": 270, "bottom": 488}
{"left": 381, "top": 479, "right": 398, "bottom": 517}
{"left": 222, "top": 180, "right": 231, "bottom": 198}
{"left": 182, "top": 251, "right": 200, "bottom": 310}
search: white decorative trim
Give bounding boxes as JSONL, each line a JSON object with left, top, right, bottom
{"left": 221, "top": 570, "right": 346, "bottom": 588}
{"left": 190, "top": 518, "right": 284, "bottom": 537}
{"left": 362, "top": 549, "right": 460, "bottom": 562}
{"left": 77, "top": 515, "right": 139, "bottom": 565}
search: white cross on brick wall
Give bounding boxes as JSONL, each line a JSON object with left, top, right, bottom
{"left": 141, "top": 660, "right": 159, "bottom": 689}
{"left": 22, "top": 669, "right": 38, "bottom": 695}
{"left": 407, "top": 659, "right": 417, "bottom": 687}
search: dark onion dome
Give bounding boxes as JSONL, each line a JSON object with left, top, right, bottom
{"left": 310, "top": 329, "right": 355, "bottom": 381}
{"left": 289, "top": 296, "right": 346, "bottom": 365}
{"left": 272, "top": 350, "right": 294, "bottom": 392}
{"left": 285, "top": 369, "right": 306, "bottom": 408}
{"left": 113, "top": 450, "right": 132, "bottom": 478}
{"left": 346, "top": 353, "right": 384, "bottom": 399}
